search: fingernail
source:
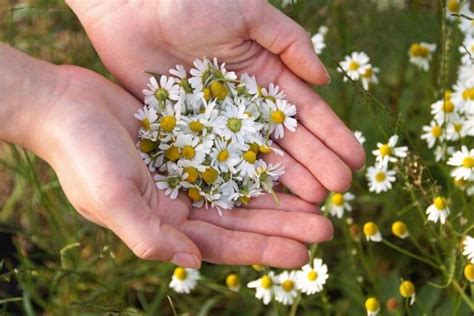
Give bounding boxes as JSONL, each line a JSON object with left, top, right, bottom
{"left": 171, "top": 253, "right": 201, "bottom": 269}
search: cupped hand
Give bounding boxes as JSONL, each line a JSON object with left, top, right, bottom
{"left": 66, "top": 0, "right": 366, "bottom": 203}
{"left": 36, "top": 65, "right": 333, "bottom": 268}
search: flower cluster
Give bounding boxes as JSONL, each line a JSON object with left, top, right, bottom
{"left": 408, "top": 42, "right": 436, "bottom": 71}
{"left": 312, "top": 25, "right": 329, "bottom": 55}
{"left": 135, "top": 58, "right": 297, "bottom": 211}
{"left": 338, "top": 51, "right": 379, "bottom": 90}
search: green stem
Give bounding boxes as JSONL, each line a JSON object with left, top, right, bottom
{"left": 381, "top": 239, "right": 441, "bottom": 270}
{"left": 452, "top": 280, "right": 474, "bottom": 311}
{"left": 289, "top": 294, "right": 301, "bottom": 316}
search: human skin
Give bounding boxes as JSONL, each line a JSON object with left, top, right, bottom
{"left": 66, "top": 0, "right": 366, "bottom": 203}
{"left": 0, "top": 43, "right": 335, "bottom": 269}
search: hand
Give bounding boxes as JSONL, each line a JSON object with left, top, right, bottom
{"left": 1, "top": 44, "right": 333, "bottom": 269}
{"left": 66, "top": 0, "right": 366, "bottom": 203}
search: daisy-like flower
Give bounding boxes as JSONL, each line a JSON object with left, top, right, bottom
{"left": 391, "top": 221, "right": 409, "bottom": 239}
{"left": 426, "top": 196, "right": 450, "bottom": 224}
{"left": 431, "top": 94, "right": 459, "bottom": 124}
{"left": 434, "top": 144, "right": 455, "bottom": 162}
{"left": 311, "top": 26, "right": 328, "bottom": 55}
{"left": 189, "top": 58, "right": 211, "bottom": 93}
{"left": 366, "top": 164, "right": 397, "bottom": 193}
{"left": 447, "top": 146, "right": 474, "bottom": 180}
{"left": 135, "top": 106, "right": 159, "bottom": 138}
{"left": 408, "top": 42, "right": 436, "bottom": 71}
{"left": 210, "top": 138, "right": 242, "bottom": 173}
{"left": 446, "top": 118, "right": 469, "bottom": 141}
{"left": 399, "top": 280, "right": 416, "bottom": 305}
{"left": 363, "top": 222, "right": 382, "bottom": 242}
{"left": 175, "top": 133, "right": 210, "bottom": 166}
{"left": 354, "top": 130, "right": 366, "bottom": 145}
{"left": 264, "top": 99, "right": 297, "bottom": 139}
{"left": 460, "top": 14, "right": 474, "bottom": 37}
{"left": 463, "top": 236, "right": 474, "bottom": 263}
{"left": 360, "top": 64, "right": 379, "bottom": 90}
{"left": 260, "top": 83, "right": 286, "bottom": 102}
{"left": 169, "top": 267, "right": 200, "bottom": 294}
{"left": 338, "top": 51, "right": 370, "bottom": 81}
{"left": 365, "top": 297, "right": 380, "bottom": 316}
{"left": 255, "top": 160, "right": 285, "bottom": 193}
{"left": 447, "top": 0, "right": 471, "bottom": 20}
{"left": 143, "top": 76, "right": 180, "bottom": 108}
{"left": 464, "top": 264, "right": 474, "bottom": 282}
{"left": 225, "top": 273, "right": 241, "bottom": 292}
{"left": 421, "top": 121, "right": 444, "bottom": 148}
{"left": 155, "top": 168, "right": 188, "bottom": 199}
{"left": 458, "top": 64, "right": 474, "bottom": 86}
{"left": 460, "top": 36, "right": 474, "bottom": 65}
{"left": 327, "top": 191, "right": 354, "bottom": 219}
{"left": 452, "top": 81, "right": 474, "bottom": 115}
{"left": 247, "top": 273, "right": 277, "bottom": 305}
{"left": 372, "top": 135, "right": 408, "bottom": 166}
{"left": 296, "top": 258, "right": 329, "bottom": 295}
{"left": 274, "top": 271, "right": 298, "bottom": 305}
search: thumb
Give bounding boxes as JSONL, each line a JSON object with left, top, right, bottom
{"left": 105, "top": 186, "right": 202, "bottom": 268}
{"left": 244, "top": 1, "right": 329, "bottom": 85}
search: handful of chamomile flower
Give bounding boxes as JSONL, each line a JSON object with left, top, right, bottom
{"left": 135, "top": 58, "right": 297, "bottom": 211}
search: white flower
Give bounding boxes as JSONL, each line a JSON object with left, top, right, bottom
{"left": 446, "top": 118, "right": 469, "bottom": 141}
{"left": 247, "top": 273, "right": 277, "bottom": 305}
{"left": 463, "top": 236, "right": 474, "bottom": 263}
{"left": 447, "top": 0, "right": 471, "bottom": 20}
{"left": 169, "top": 267, "right": 200, "bottom": 294}
{"left": 408, "top": 42, "right": 436, "bottom": 71}
{"left": 434, "top": 144, "right": 455, "bottom": 162}
{"left": 338, "top": 52, "right": 370, "bottom": 81}
{"left": 421, "top": 121, "right": 444, "bottom": 148}
{"left": 372, "top": 135, "right": 408, "bottom": 166}
{"left": 296, "top": 258, "right": 329, "bottom": 295}
{"left": 354, "top": 130, "right": 366, "bottom": 145}
{"left": 135, "top": 106, "right": 159, "bottom": 140}
{"left": 460, "top": 36, "right": 474, "bottom": 65}
{"left": 143, "top": 76, "right": 180, "bottom": 108}
{"left": 460, "top": 13, "right": 474, "bottom": 36}
{"left": 360, "top": 64, "right": 379, "bottom": 91}
{"left": 274, "top": 271, "right": 298, "bottom": 305}
{"left": 311, "top": 33, "right": 326, "bottom": 55}
{"left": 452, "top": 81, "right": 474, "bottom": 115}
{"left": 426, "top": 196, "right": 450, "bottom": 224}
{"left": 431, "top": 95, "right": 459, "bottom": 124}
{"left": 189, "top": 58, "right": 211, "bottom": 93}
{"left": 458, "top": 63, "right": 474, "bottom": 85}
{"left": 255, "top": 160, "right": 285, "bottom": 193}
{"left": 327, "top": 192, "right": 354, "bottom": 219}
{"left": 366, "top": 164, "right": 397, "bottom": 193}
{"left": 261, "top": 83, "right": 286, "bottom": 102}
{"left": 154, "top": 166, "right": 188, "bottom": 199}
{"left": 447, "top": 146, "right": 474, "bottom": 180}
{"left": 363, "top": 222, "right": 382, "bottom": 242}
{"left": 264, "top": 99, "right": 297, "bottom": 139}
{"left": 210, "top": 138, "right": 242, "bottom": 173}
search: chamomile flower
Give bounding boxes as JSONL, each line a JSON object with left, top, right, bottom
{"left": 255, "top": 160, "right": 285, "bottom": 193}
{"left": 391, "top": 221, "right": 409, "bottom": 239}
{"left": 452, "top": 81, "right": 474, "bottom": 115}
{"left": 460, "top": 36, "right": 474, "bottom": 64}
{"left": 421, "top": 121, "right": 445, "bottom": 148}
{"left": 372, "top": 135, "right": 408, "bottom": 166}
{"left": 360, "top": 64, "right": 379, "bottom": 90}
{"left": 274, "top": 271, "right": 298, "bottom": 305}
{"left": 169, "top": 267, "right": 200, "bottom": 294}
{"left": 135, "top": 106, "right": 159, "bottom": 138}
{"left": 354, "top": 130, "right": 366, "bottom": 145}
{"left": 399, "top": 280, "right": 416, "bottom": 305}
{"left": 447, "top": 0, "right": 470, "bottom": 20}
{"left": 460, "top": 14, "right": 474, "bottom": 37}
{"left": 327, "top": 192, "right": 354, "bottom": 219}
{"left": 464, "top": 264, "right": 474, "bottom": 282}
{"left": 434, "top": 143, "right": 455, "bottom": 162}
{"left": 225, "top": 273, "right": 241, "bottom": 292}
{"left": 155, "top": 167, "right": 188, "bottom": 199}
{"left": 431, "top": 95, "right": 459, "bottom": 124}
{"left": 463, "top": 236, "right": 474, "bottom": 263}
{"left": 446, "top": 119, "right": 469, "bottom": 141}
{"left": 426, "top": 196, "right": 450, "bottom": 224}
{"left": 366, "top": 164, "right": 397, "bottom": 193}
{"left": 143, "top": 75, "right": 180, "bottom": 108}
{"left": 408, "top": 42, "right": 436, "bottom": 71}
{"left": 247, "top": 273, "right": 277, "bottom": 305}
{"left": 339, "top": 51, "right": 370, "bottom": 81}
{"left": 311, "top": 26, "right": 328, "bottom": 55}
{"left": 365, "top": 297, "right": 380, "bottom": 316}
{"left": 363, "top": 222, "right": 382, "bottom": 242}
{"left": 296, "top": 258, "right": 329, "bottom": 295}
{"left": 260, "top": 83, "right": 286, "bottom": 102}
{"left": 264, "top": 99, "right": 297, "bottom": 139}
{"left": 447, "top": 146, "right": 474, "bottom": 180}
{"left": 210, "top": 138, "right": 241, "bottom": 173}
{"left": 189, "top": 58, "right": 211, "bottom": 93}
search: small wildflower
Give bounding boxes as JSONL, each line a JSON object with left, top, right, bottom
{"left": 366, "top": 164, "right": 397, "bottom": 193}
{"left": 296, "top": 258, "right": 329, "bottom": 295}
{"left": 363, "top": 222, "right": 382, "bottom": 242}
{"left": 408, "top": 42, "right": 436, "bottom": 71}
{"left": 464, "top": 264, "right": 474, "bottom": 282}
{"left": 274, "top": 271, "right": 298, "bottom": 305}
{"left": 225, "top": 273, "right": 241, "bottom": 292}
{"left": 426, "top": 196, "right": 450, "bottom": 224}
{"left": 169, "top": 267, "right": 200, "bottom": 294}
{"left": 391, "top": 221, "right": 409, "bottom": 239}
{"left": 247, "top": 273, "right": 277, "bottom": 305}
{"left": 372, "top": 135, "right": 408, "bottom": 166}
{"left": 447, "top": 146, "right": 474, "bottom": 181}
{"left": 463, "top": 236, "right": 474, "bottom": 263}
{"left": 354, "top": 130, "right": 366, "bottom": 145}
{"left": 327, "top": 192, "right": 354, "bottom": 218}
{"left": 365, "top": 297, "right": 380, "bottom": 316}
{"left": 399, "top": 280, "right": 416, "bottom": 305}
{"left": 339, "top": 52, "right": 371, "bottom": 81}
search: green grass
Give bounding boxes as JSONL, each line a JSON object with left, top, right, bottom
{"left": 1, "top": 0, "right": 473, "bottom": 315}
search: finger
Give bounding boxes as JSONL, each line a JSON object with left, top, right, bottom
{"left": 181, "top": 220, "right": 309, "bottom": 268}
{"left": 244, "top": 192, "right": 321, "bottom": 213}
{"left": 104, "top": 184, "right": 202, "bottom": 268}
{"left": 262, "top": 144, "right": 327, "bottom": 203}
{"left": 244, "top": 0, "right": 329, "bottom": 85}
{"left": 189, "top": 208, "right": 332, "bottom": 243}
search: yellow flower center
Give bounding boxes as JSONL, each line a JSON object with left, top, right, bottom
{"left": 139, "top": 139, "right": 156, "bottom": 153}
{"left": 399, "top": 281, "right": 415, "bottom": 298}
{"left": 443, "top": 101, "right": 454, "bottom": 113}
{"left": 227, "top": 117, "right": 242, "bottom": 133}
{"left": 380, "top": 144, "right": 392, "bottom": 156}
{"left": 203, "top": 87, "right": 212, "bottom": 101}
{"left": 184, "top": 167, "right": 199, "bottom": 183}
{"left": 331, "top": 193, "right": 344, "bottom": 206}
{"left": 375, "top": 172, "right": 386, "bottom": 182}
{"left": 187, "top": 187, "right": 203, "bottom": 202}
{"left": 307, "top": 270, "right": 318, "bottom": 281}
{"left": 202, "top": 167, "right": 218, "bottom": 185}
{"left": 348, "top": 61, "right": 359, "bottom": 71}
{"left": 154, "top": 87, "right": 169, "bottom": 101}
{"left": 433, "top": 196, "right": 447, "bottom": 210}
{"left": 391, "top": 221, "right": 408, "bottom": 238}
{"left": 271, "top": 110, "right": 286, "bottom": 124}
{"left": 189, "top": 121, "right": 204, "bottom": 133}
{"left": 249, "top": 143, "right": 260, "bottom": 154}
{"left": 464, "top": 264, "right": 474, "bottom": 282}
{"left": 365, "top": 297, "right": 380, "bottom": 312}
{"left": 454, "top": 123, "right": 463, "bottom": 133}
{"left": 173, "top": 267, "right": 187, "bottom": 280}
{"left": 243, "top": 150, "right": 257, "bottom": 164}
{"left": 454, "top": 178, "right": 467, "bottom": 187}
{"left": 181, "top": 145, "right": 196, "bottom": 159}
{"left": 160, "top": 116, "right": 176, "bottom": 132}
{"left": 217, "top": 149, "right": 230, "bottom": 162}
{"left": 462, "top": 87, "right": 474, "bottom": 100}
{"left": 259, "top": 144, "right": 271, "bottom": 154}
{"left": 261, "top": 275, "right": 273, "bottom": 289}
{"left": 410, "top": 43, "right": 429, "bottom": 57}
{"left": 431, "top": 126, "right": 442, "bottom": 137}
{"left": 240, "top": 196, "right": 251, "bottom": 205}
{"left": 226, "top": 274, "right": 240, "bottom": 288}
{"left": 142, "top": 118, "right": 151, "bottom": 131}
{"left": 362, "top": 67, "right": 373, "bottom": 78}
{"left": 447, "top": 0, "right": 460, "bottom": 13}
{"left": 462, "top": 156, "right": 474, "bottom": 168}
{"left": 252, "top": 264, "right": 265, "bottom": 272}
{"left": 363, "top": 222, "right": 379, "bottom": 237}
{"left": 165, "top": 146, "right": 180, "bottom": 162}
{"left": 210, "top": 81, "right": 228, "bottom": 100}
{"left": 282, "top": 280, "right": 295, "bottom": 292}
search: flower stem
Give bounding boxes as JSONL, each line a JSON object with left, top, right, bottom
{"left": 381, "top": 239, "right": 440, "bottom": 270}
{"left": 452, "top": 279, "right": 474, "bottom": 311}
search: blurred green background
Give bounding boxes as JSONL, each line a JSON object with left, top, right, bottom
{"left": 0, "top": 0, "right": 470, "bottom": 315}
